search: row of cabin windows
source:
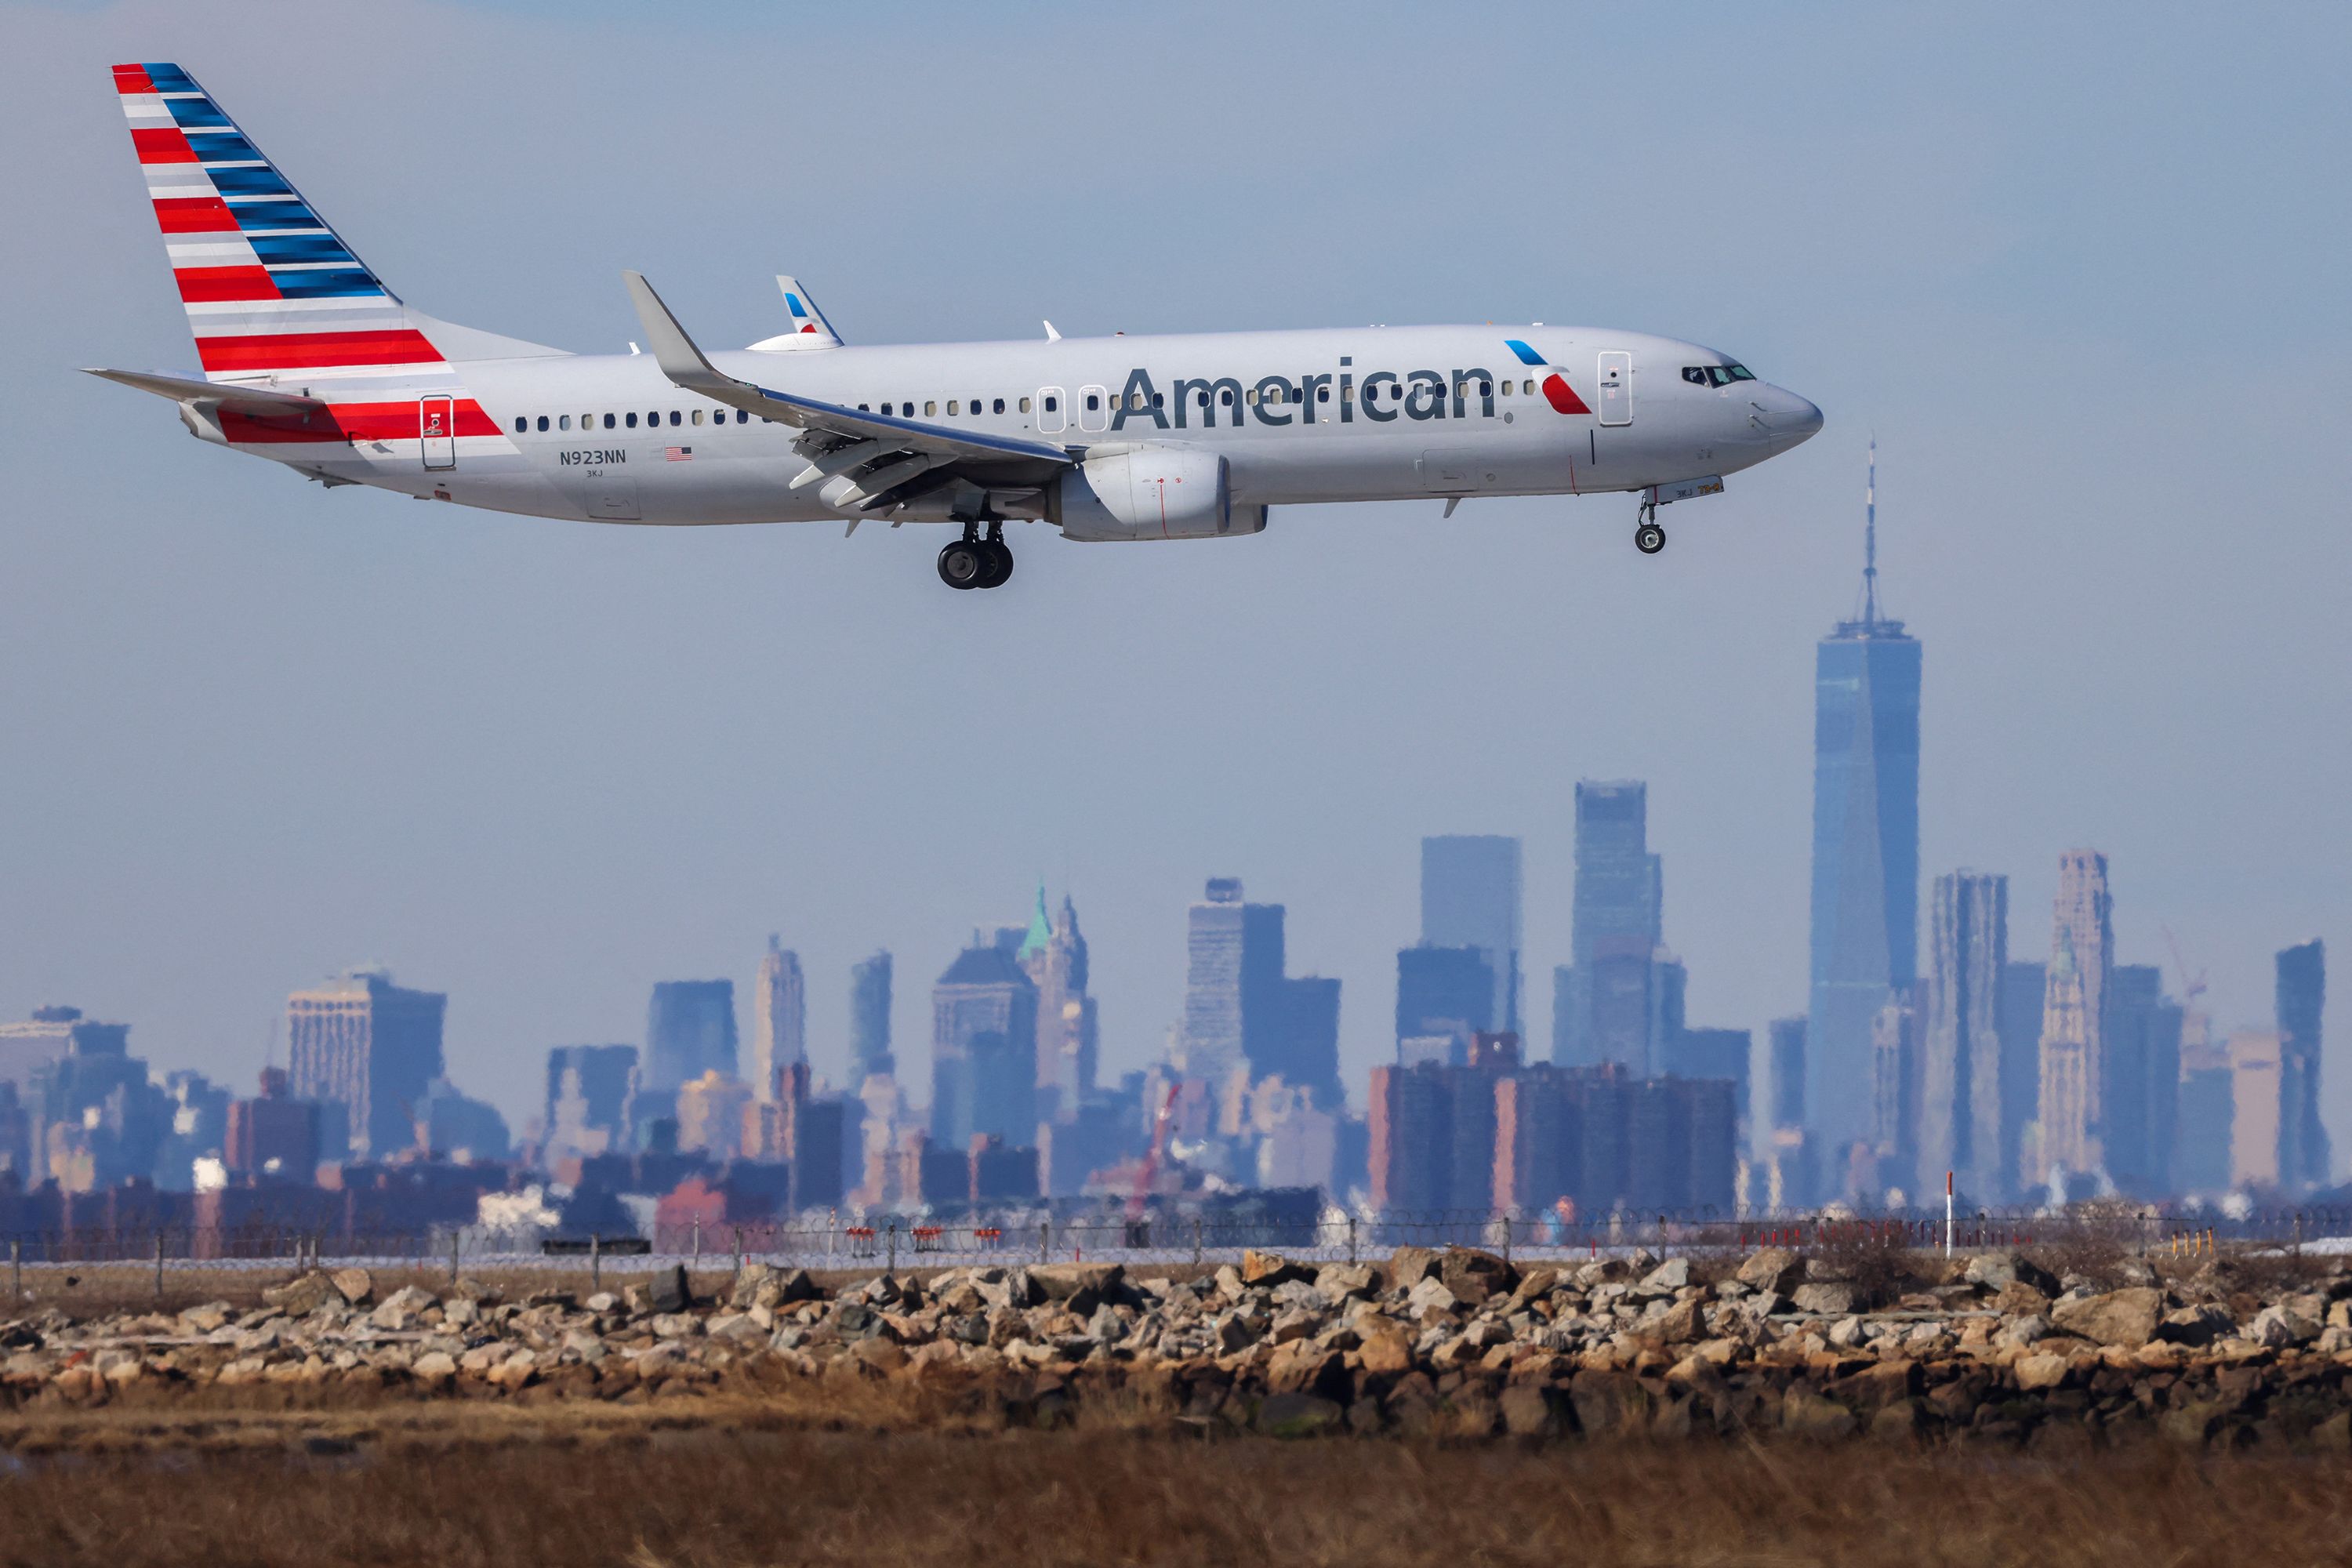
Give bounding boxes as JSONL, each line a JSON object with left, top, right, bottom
{"left": 510, "top": 377, "right": 1542, "bottom": 436}
{"left": 514, "top": 408, "right": 755, "bottom": 434}
{"left": 855, "top": 397, "right": 1033, "bottom": 417}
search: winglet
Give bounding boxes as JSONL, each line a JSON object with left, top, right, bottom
{"left": 1043, "top": 320, "right": 1062, "bottom": 343}
{"left": 623, "top": 271, "right": 735, "bottom": 398}
{"left": 749, "top": 274, "right": 844, "bottom": 351}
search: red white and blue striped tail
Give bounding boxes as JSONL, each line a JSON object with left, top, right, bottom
{"left": 111, "top": 63, "right": 562, "bottom": 382}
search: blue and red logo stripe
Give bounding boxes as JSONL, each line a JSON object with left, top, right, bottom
{"left": 1505, "top": 338, "right": 1592, "bottom": 416}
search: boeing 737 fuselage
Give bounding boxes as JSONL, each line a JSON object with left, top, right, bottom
{"left": 95, "top": 63, "right": 1824, "bottom": 590}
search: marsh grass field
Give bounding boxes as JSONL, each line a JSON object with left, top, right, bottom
{"left": 0, "top": 1399, "right": 2344, "bottom": 1568}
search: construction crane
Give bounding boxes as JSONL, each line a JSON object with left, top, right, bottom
{"left": 1127, "top": 1080, "right": 1181, "bottom": 1223}
{"left": 2160, "top": 925, "right": 2209, "bottom": 1006}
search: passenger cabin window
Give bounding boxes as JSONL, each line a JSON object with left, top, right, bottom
{"left": 514, "top": 416, "right": 526, "bottom": 434}
{"left": 993, "top": 397, "right": 1007, "bottom": 414}
{"left": 1022, "top": 397, "right": 1035, "bottom": 413}
{"left": 1036, "top": 396, "right": 1051, "bottom": 412}
{"left": 1319, "top": 386, "right": 1331, "bottom": 402}
{"left": 1084, "top": 393, "right": 1100, "bottom": 412}
{"left": 625, "top": 412, "right": 637, "bottom": 428}
{"left": 691, "top": 409, "right": 703, "bottom": 426}
{"left": 668, "top": 410, "right": 681, "bottom": 426}
{"left": 604, "top": 413, "right": 615, "bottom": 429}
{"left": 947, "top": 400, "right": 960, "bottom": 416}
{"left": 1523, "top": 379, "right": 1535, "bottom": 395}
{"left": 736, "top": 408, "right": 748, "bottom": 423}
{"left": 924, "top": 401, "right": 936, "bottom": 416}
{"left": 560, "top": 415, "right": 572, "bottom": 430}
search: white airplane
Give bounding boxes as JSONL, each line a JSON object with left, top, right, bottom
{"left": 94, "top": 64, "right": 1824, "bottom": 591}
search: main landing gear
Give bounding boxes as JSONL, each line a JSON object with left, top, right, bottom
{"left": 938, "top": 521, "right": 1014, "bottom": 590}
{"left": 1634, "top": 496, "right": 1667, "bottom": 555}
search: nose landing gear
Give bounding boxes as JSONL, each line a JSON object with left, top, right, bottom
{"left": 938, "top": 520, "right": 1014, "bottom": 590}
{"left": 1633, "top": 496, "right": 1666, "bottom": 555}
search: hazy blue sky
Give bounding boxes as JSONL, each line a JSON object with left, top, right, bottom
{"left": 3, "top": 1, "right": 2346, "bottom": 1167}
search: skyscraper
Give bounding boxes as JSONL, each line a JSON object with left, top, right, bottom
{"left": 1996, "top": 962, "right": 2045, "bottom": 1200}
{"left": 1767, "top": 1016, "right": 1808, "bottom": 1132}
{"left": 1019, "top": 888, "right": 1098, "bottom": 1117}
{"left": 849, "top": 951, "right": 894, "bottom": 1082}
{"left": 1280, "top": 978, "right": 1344, "bottom": 1107}
{"left": 931, "top": 941, "right": 1037, "bottom": 1149}
{"left": 1561, "top": 781, "right": 1663, "bottom": 1067}
{"left": 1181, "top": 878, "right": 1254, "bottom": 1083}
{"left": 2176, "top": 1018, "right": 2235, "bottom": 1195}
{"left": 287, "top": 968, "right": 446, "bottom": 1161}
{"left": 1806, "top": 443, "right": 1922, "bottom": 1159}
{"left": 1180, "top": 878, "right": 1338, "bottom": 1100}
{"left": 2276, "top": 940, "right": 2328, "bottom": 1191}
{"left": 2034, "top": 851, "right": 2114, "bottom": 1185}
{"left": 2229, "top": 1029, "right": 2285, "bottom": 1190}
{"left": 1420, "top": 836, "right": 1523, "bottom": 1037}
{"left": 1395, "top": 944, "right": 1495, "bottom": 1064}
{"left": 1922, "top": 872, "right": 2007, "bottom": 1201}
{"left": 644, "top": 980, "right": 739, "bottom": 1092}
{"left": 1869, "top": 986, "right": 1919, "bottom": 1198}
{"left": 543, "top": 1044, "right": 637, "bottom": 1166}
{"left": 750, "top": 936, "right": 806, "bottom": 1100}
{"left": 2104, "top": 964, "right": 2180, "bottom": 1195}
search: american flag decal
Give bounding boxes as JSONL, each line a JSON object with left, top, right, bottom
{"left": 665, "top": 445, "right": 693, "bottom": 461}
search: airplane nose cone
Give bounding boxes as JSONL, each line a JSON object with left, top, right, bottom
{"left": 1770, "top": 387, "right": 1824, "bottom": 451}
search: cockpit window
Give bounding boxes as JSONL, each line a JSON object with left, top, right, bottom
{"left": 1685, "top": 363, "right": 1759, "bottom": 387}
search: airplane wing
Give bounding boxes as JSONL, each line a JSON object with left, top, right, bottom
{"left": 83, "top": 368, "right": 328, "bottom": 417}
{"left": 623, "top": 271, "right": 1073, "bottom": 515}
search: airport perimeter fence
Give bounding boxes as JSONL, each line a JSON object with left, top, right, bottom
{"left": 1, "top": 1203, "right": 2346, "bottom": 1306}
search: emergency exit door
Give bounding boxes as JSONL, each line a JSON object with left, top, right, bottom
{"left": 1596, "top": 352, "right": 1632, "bottom": 426}
{"left": 419, "top": 394, "right": 456, "bottom": 470}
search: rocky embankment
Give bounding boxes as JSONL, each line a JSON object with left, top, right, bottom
{"left": 5, "top": 1246, "right": 2351, "bottom": 1446}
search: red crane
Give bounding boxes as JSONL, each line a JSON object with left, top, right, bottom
{"left": 1127, "top": 1080, "right": 1181, "bottom": 1221}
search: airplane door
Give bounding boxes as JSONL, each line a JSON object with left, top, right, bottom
{"left": 1077, "top": 384, "right": 1110, "bottom": 434}
{"left": 1596, "top": 352, "right": 1632, "bottom": 426}
{"left": 419, "top": 394, "right": 457, "bottom": 469}
{"left": 1037, "top": 386, "right": 1067, "bottom": 435}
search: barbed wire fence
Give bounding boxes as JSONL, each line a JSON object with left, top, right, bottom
{"left": 0, "top": 1203, "right": 2343, "bottom": 1305}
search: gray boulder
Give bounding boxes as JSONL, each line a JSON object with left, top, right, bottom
{"left": 2050, "top": 1286, "right": 2164, "bottom": 1348}
{"left": 1965, "top": 1250, "right": 2060, "bottom": 1298}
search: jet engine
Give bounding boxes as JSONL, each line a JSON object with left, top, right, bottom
{"left": 1050, "top": 445, "right": 1266, "bottom": 541}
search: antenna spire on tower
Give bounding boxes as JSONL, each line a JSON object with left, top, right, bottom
{"left": 1862, "top": 437, "right": 1880, "bottom": 627}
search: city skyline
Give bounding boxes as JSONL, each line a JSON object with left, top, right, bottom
{"left": 3, "top": 3, "right": 2344, "bottom": 1167}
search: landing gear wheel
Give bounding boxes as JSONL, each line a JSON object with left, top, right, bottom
{"left": 976, "top": 539, "right": 1014, "bottom": 588}
{"left": 1635, "top": 521, "right": 1666, "bottom": 555}
{"left": 938, "top": 539, "right": 986, "bottom": 590}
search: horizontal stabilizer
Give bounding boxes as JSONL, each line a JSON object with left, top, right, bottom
{"left": 84, "top": 366, "right": 325, "bottom": 414}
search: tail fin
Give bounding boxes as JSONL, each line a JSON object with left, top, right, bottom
{"left": 111, "top": 63, "right": 558, "bottom": 379}
{"left": 748, "top": 274, "right": 844, "bottom": 351}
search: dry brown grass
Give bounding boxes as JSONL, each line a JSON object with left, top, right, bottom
{"left": 0, "top": 1416, "right": 2344, "bottom": 1568}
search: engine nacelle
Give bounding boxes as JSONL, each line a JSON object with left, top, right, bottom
{"left": 1050, "top": 445, "right": 1266, "bottom": 541}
